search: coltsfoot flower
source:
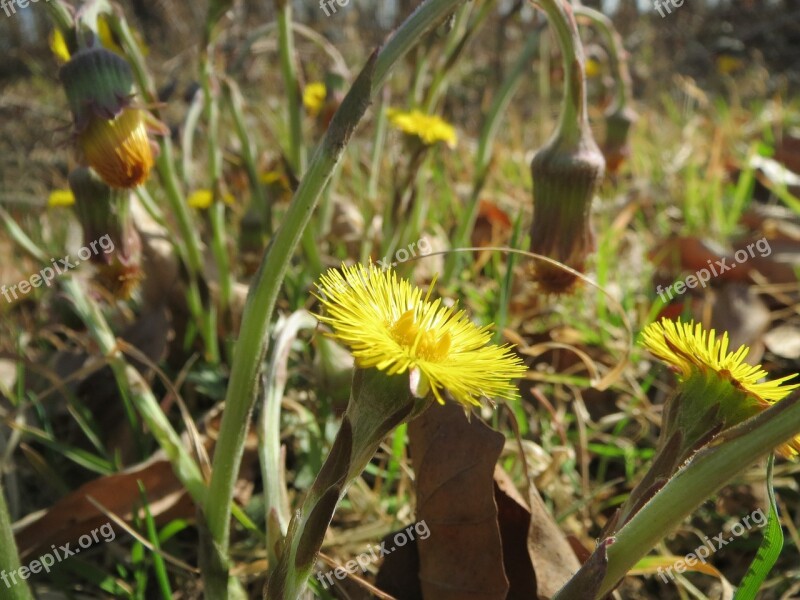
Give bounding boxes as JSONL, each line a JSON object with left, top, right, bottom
{"left": 60, "top": 46, "right": 157, "bottom": 189}
{"left": 387, "top": 108, "right": 457, "bottom": 148}
{"left": 303, "top": 82, "right": 327, "bottom": 117}
{"left": 77, "top": 108, "right": 154, "bottom": 189}
{"left": 314, "top": 263, "right": 526, "bottom": 407}
{"left": 643, "top": 318, "right": 800, "bottom": 457}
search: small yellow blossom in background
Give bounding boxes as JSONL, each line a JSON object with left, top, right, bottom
{"left": 187, "top": 190, "right": 235, "bottom": 209}
{"left": 47, "top": 189, "right": 76, "bottom": 207}
{"left": 642, "top": 318, "right": 800, "bottom": 457}
{"left": 585, "top": 57, "right": 602, "bottom": 78}
{"left": 314, "top": 263, "right": 526, "bottom": 407}
{"left": 260, "top": 171, "right": 285, "bottom": 185}
{"left": 716, "top": 55, "right": 744, "bottom": 75}
{"left": 387, "top": 108, "right": 458, "bottom": 148}
{"left": 303, "top": 82, "right": 327, "bottom": 117}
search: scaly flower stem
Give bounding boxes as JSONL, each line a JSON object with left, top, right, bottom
{"left": 265, "top": 369, "right": 421, "bottom": 599}
{"left": 573, "top": 5, "right": 632, "bottom": 112}
{"left": 260, "top": 312, "right": 317, "bottom": 571}
{"left": 62, "top": 278, "right": 208, "bottom": 505}
{"left": 534, "top": 0, "right": 588, "bottom": 145}
{"left": 204, "top": 1, "right": 468, "bottom": 597}
{"left": 554, "top": 393, "right": 800, "bottom": 600}
{"left": 4, "top": 187, "right": 207, "bottom": 505}
{"left": 200, "top": 45, "right": 233, "bottom": 322}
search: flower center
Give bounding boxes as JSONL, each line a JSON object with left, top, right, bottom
{"left": 391, "top": 309, "right": 451, "bottom": 362}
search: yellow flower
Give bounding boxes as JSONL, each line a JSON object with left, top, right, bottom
{"left": 78, "top": 108, "right": 153, "bottom": 189}
{"left": 49, "top": 29, "right": 71, "bottom": 64}
{"left": 585, "top": 57, "right": 602, "bottom": 78}
{"left": 642, "top": 318, "right": 800, "bottom": 456}
{"left": 314, "top": 263, "right": 526, "bottom": 407}
{"left": 187, "top": 189, "right": 235, "bottom": 209}
{"left": 48, "top": 189, "right": 75, "bottom": 207}
{"left": 303, "top": 82, "right": 327, "bottom": 117}
{"left": 387, "top": 108, "right": 457, "bottom": 148}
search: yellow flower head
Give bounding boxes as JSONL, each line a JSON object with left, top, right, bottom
{"left": 643, "top": 318, "right": 800, "bottom": 456}
{"left": 303, "top": 82, "right": 327, "bottom": 117}
{"left": 387, "top": 108, "right": 457, "bottom": 148}
{"left": 314, "top": 263, "right": 526, "bottom": 407}
{"left": 78, "top": 108, "right": 153, "bottom": 189}
{"left": 585, "top": 57, "right": 602, "bottom": 79}
{"left": 48, "top": 189, "right": 75, "bottom": 208}
{"left": 187, "top": 189, "right": 235, "bottom": 209}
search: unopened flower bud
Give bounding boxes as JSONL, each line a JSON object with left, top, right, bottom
{"left": 529, "top": 130, "right": 605, "bottom": 293}
{"left": 603, "top": 105, "right": 638, "bottom": 175}
{"left": 60, "top": 46, "right": 154, "bottom": 189}
{"left": 69, "top": 168, "right": 142, "bottom": 298}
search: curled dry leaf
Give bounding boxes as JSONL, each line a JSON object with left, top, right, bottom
{"left": 408, "top": 400, "right": 508, "bottom": 600}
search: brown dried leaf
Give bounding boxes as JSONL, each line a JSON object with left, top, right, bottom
{"left": 408, "top": 401, "right": 508, "bottom": 600}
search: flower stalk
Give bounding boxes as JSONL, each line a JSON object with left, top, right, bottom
{"left": 555, "top": 395, "right": 800, "bottom": 599}
{"left": 555, "top": 319, "right": 800, "bottom": 598}
{"left": 574, "top": 5, "right": 638, "bottom": 174}
{"left": 528, "top": 0, "right": 605, "bottom": 293}
{"left": 265, "top": 368, "right": 428, "bottom": 599}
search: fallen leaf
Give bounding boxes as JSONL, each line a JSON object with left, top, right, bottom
{"left": 408, "top": 401, "right": 509, "bottom": 600}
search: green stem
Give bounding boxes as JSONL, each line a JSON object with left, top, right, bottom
{"left": 224, "top": 79, "right": 271, "bottom": 232}
{"left": 534, "top": 0, "right": 588, "bottom": 145}
{"left": 265, "top": 369, "right": 422, "bottom": 599}
{"left": 200, "top": 48, "right": 233, "bottom": 319}
{"left": 0, "top": 478, "right": 32, "bottom": 600}
{"left": 204, "top": 0, "right": 468, "bottom": 595}
{"left": 277, "top": 0, "right": 304, "bottom": 174}
{"left": 573, "top": 5, "right": 632, "bottom": 112}
{"left": 61, "top": 278, "right": 207, "bottom": 505}
{"left": 554, "top": 393, "right": 800, "bottom": 599}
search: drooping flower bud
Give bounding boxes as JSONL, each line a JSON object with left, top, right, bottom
{"left": 602, "top": 104, "right": 638, "bottom": 175}
{"left": 528, "top": 0, "right": 605, "bottom": 294}
{"left": 59, "top": 46, "right": 134, "bottom": 127}
{"left": 69, "top": 168, "right": 142, "bottom": 298}
{"left": 530, "top": 131, "right": 605, "bottom": 293}
{"left": 60, "top": 46, "right": 155, "bottom": 189}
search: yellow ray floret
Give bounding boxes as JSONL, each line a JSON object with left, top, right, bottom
{"left": 314, "top": 263, "right": 526, "bottom": 407}
{"left": 79, "top": 108, "right": 153, "bottom": 189}
{"left": 643, "top": 318, "right": 800, "bottom": 457}
{"left": 642, "top": 319, "right": 799, "bottom": 403}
